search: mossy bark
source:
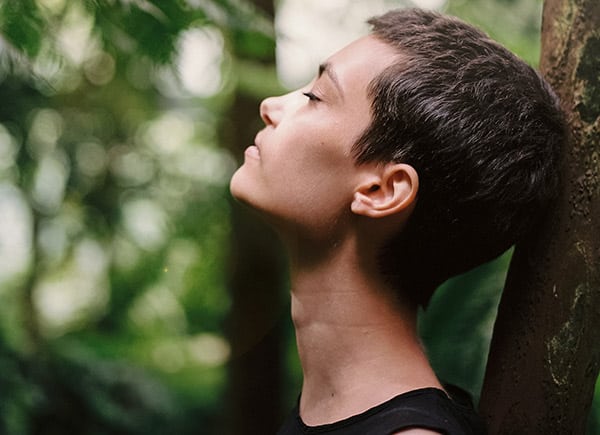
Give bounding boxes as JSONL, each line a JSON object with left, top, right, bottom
{"left": 480, "top": 0, "right": 600, "bottom": 433}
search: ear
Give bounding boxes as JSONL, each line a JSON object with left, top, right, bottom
{"left": 351, "top": 163, "right": 418, "bottom": 218}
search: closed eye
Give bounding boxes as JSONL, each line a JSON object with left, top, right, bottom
{"left": 303, "top": 91, "right": 321, "bottom": 102}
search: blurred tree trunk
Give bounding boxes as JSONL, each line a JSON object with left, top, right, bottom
{"left": 223, "top": 0, "right": 287, "bottom": 434}
{"left": 22, "top": 212, "right": 41, "bottom": 352}
{"left": 480, "top": 0, "right": 600, "bottom": 433}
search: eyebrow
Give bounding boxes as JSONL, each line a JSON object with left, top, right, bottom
{"left": 318, "top": 62, "right": 344, "bottom": 99}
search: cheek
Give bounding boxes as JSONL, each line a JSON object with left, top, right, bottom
{"left": 284, "top": 129, "right": 352, "bottom": 175}
{"left": 231, "top": 125, "right": 358, "bottom": 230}
{"left": 282, "top": 150, "right": 354, "bottom": 214}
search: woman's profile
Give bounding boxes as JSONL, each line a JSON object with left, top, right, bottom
{"left": 230, "top": 8, "right": 566, "bottom": 434}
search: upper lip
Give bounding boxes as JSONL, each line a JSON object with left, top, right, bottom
{"left": 253, "top": 132, "right": 263, "bottom": 151}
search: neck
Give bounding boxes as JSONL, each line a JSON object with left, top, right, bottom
{"left": 288, "top": 236, "right": 442, "bottom": 426}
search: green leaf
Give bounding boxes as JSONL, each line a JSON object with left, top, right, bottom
{"left": 0, "top": 0, "right": 45, "bottom": 57}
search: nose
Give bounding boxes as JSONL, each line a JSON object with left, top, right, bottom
{"left": 259, "top": 95, "right": 282, "bottom": 127}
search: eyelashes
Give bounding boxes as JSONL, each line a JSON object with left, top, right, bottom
{"left": 302, "top": 91, "right": 321, "bottom": 102}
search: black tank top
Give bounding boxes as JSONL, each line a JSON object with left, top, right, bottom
{"left": 277, "top": 386, "right": 486, "bottom": 435}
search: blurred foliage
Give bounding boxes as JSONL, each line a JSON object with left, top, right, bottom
{"left": 0, "top": 0, "right": 598, "bottom": 434}
{"left": 419, "top": 251, "right": 511, "bottom": 403}
{"left": 0, "top": 0, "right": 275, "bottom": 433}
{"left": 445, "top": 0, "right": 543, "bottom": 66}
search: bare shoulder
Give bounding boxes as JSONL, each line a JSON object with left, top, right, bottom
{"left": 392, "top": 429, "right": 443, "bottom": 435}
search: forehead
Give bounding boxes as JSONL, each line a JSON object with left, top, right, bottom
{"left": 325, "top": 35, "right": 399, "bottom": 97}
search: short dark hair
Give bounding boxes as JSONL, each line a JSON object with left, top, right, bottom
{"left": 355, "top": 9, "right": 566, "bottom": 307}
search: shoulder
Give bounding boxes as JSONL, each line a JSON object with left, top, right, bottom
{"left": 385, "top": 386, "right": 484, "bottom": 435}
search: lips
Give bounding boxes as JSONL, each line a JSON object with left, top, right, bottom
{"left": 244, "top": 133, "right": 263, "bottom": 160}
{"left": 244, "top": 145, "right": 260, "bottom": 159}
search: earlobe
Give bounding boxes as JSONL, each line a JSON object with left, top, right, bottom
{"left": 351, "top": 163, "right": 418, "bottom": 218}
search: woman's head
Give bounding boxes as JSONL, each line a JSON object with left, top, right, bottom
{"left": 230, "top": 8, "right": 567, "bottom": 306}
{"left": 356, "top": 9, "right": 566, "bottom": 306}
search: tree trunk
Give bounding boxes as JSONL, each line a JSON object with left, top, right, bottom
{"left": 479, "top": 0, "right": 600, "bottom": 433}
{"left": 223, "top": 1, "right": 288, "bottom": 434}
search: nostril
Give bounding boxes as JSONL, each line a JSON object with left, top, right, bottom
{"left": 260, "top": 96, "right": 281, "bottom": 127}
{"left": 260, "top": 98, "right": 272, "bottom": 126}
{"left": 262, "top": 112, "right": 273, "bottom": 126}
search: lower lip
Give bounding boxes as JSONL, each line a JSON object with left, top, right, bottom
{"left": 244, "top": 145, "right": 260, "bottom": 160}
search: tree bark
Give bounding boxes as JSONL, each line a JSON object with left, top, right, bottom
{"left": 223, "top": 1, "right": 288, "bottom": 434}
{"left": 480, "top": 0, "right": 600, "bottom": 433}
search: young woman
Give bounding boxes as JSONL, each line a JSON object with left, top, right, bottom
{"left": 230, "top": 8, "right": 565, "bottom": 434}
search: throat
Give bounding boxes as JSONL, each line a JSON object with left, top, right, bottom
{"left": 286, "top": 235, "right": 442, "bottom": 426}
{"left": 290, "top": 280, "right": 442, "bottom": 426}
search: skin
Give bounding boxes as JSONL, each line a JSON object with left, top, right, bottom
{"left": 230, "top": 35, "right": 442, "bottom": 435}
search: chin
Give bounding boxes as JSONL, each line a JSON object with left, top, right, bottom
{"left": 230, "top": 171, "right": 283, "bottom": 228}
{"left": 229, "top": 169, "right": 247, "bottom": 200}
{"left": 230, "top": 168, "right": 261, "bottom": 208}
